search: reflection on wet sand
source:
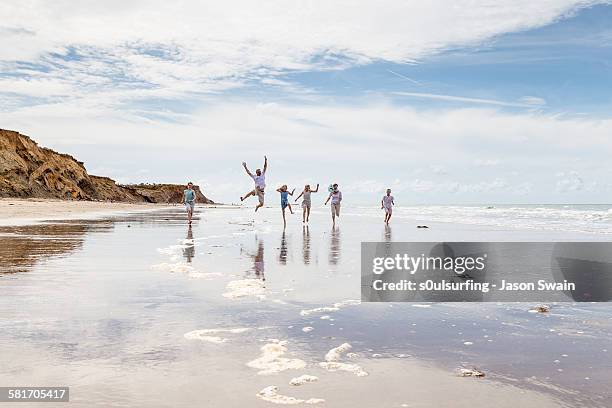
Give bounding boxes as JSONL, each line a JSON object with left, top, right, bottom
{"left": 384, "top": 224, "right": 392, "bottom": 242}
{"left": 302, "top": 225, "right": 311, "bottom": 265}
{"left": 2, "top": 208, "right": 612, "bottom": 407}
{"left": 381, "top": 224, "right": 393, "bottom": 259}
{"left": 242, "top": 237, "right": 265, "bottom": 280}
{"left": 328, "top": 226, "right": 341, "bottom": 265}
{"left": 182, "top": 226, "right": 195, "bottom": 263}
{"left": 0, "top": 210, "right": 188, "bottom": 274}
{"left": 254, "top": 238, "right": 265, "bottom": 280}
{"left": 279, "top": 231, "right": 288, "bottom": 265}
{"left": 0, "top": 222, "right": 108, "bottom": 273}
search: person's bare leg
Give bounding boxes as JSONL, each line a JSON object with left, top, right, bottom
{"left": 188, "top": 208, "right": 193, "bottom": 224}
{"left": 306, "top": 207, "right": 310, "bottom": 223}
{"left": 282, "top": 208, "right": 286, "bottom": 229}
{"left": 302, "top": 207, "right": 306, "bottom": 223}
{"left": 241, "top": 190, "right": 255, "bottom": 202}
{"left": 255, "top": 202, "right": 263, "bottom": 212}
{"left": 387, "top": 212, "right": 392, "bottom": 224}
{"left": 288, "top": 204, "right": 293, "bottom": 215}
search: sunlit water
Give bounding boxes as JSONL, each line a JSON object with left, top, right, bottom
{"left": 1, "top": 205, "right": 611, "bottom": 407}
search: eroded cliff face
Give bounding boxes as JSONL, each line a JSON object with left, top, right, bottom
{"left": 0, "top": 129, "right": 213, "bottom": 203}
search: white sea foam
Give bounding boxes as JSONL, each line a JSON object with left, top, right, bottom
{"left": 247, "top": 340, "right": 307, "bottom": 375}
{"left": 188, "top": 272, "right": 223, "bottom": 279}
{"left": 325, "top": 343, "right": 352, "bottom": 361}
{"left": 300, "top": 307, "right": 337, "bottom": 316}
{"left": 319, "top": 361, "right": 368, "bottom": 377}
{"left": 151, "top": 262, "right": 194, "bottom": 273}
{"left": 156, "top": 246, "right": 179, "bottom": 256}
{"left": 289, "top": 374, "right": 319, "bottom": 386}
{"left": 223, "top": 279, "right": 266, "bottom": 299}
{"left": 302, "top": 327, "right": 314, "bottom": 333}
{"left": 184, "top": 327, "right": 251, "bottom": 344}
{"left": 351, "top": 204, "right": 612, "bottom": 235}
{"left": 186, "top": 335, "right": 226, "bottom": 344}
{"left": 256, "top": 386, "right": 324, "bottom": 405}
{"left": 320, "top": 343, "right": 368, "bottom": 376}
{"left": 300, "top": 299, "right": 360, "bottom": 316}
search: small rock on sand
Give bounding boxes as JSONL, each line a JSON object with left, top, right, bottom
{"left": 459, "top": 368, "right": 485, "bottom": 378}
{"left": 531, "top": 305, "right": 551, "bottom": 313}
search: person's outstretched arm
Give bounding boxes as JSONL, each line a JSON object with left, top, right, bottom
{"left": 263, "top": 156, "right": 268, "bottom": 174}
{"left": 242, "top": 162, "right": 253, "bottom": 177}
{"left": 313, "top": 184, "right": 319, "bottom": 192}
{"left": 381, "top": 198, "right": 384, "bottom": 209}
{"left": 288, "top": 188, "right": 295, "bottom": 196}
{"left": 324, "top": 193, "right": 331, "bottom": 205}
{"left": 295, "top": 191, "right": 304, "bottom": 202}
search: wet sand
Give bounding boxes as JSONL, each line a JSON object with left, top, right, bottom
{"left": 0, "top": 206, "right": 610, "bottom": 407}
{"left": 0, "top": 198, "right": 175, "bottom": 226}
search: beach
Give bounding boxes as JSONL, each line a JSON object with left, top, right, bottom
{"left": 1, "top": 204, "right": 611, "bottom": 407}
{"left": 0, "top": 198, "right": 176, "bottom": 226}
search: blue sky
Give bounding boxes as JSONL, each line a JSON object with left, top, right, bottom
{"left": 1, "top": 1, "right": 611, "bottom": 204}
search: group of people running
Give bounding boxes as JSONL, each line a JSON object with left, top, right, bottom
{"left": 182, "top": 156, "right": 395, "bottom": 227}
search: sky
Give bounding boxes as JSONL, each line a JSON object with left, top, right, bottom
{"left": 1, "top": 0, "right": 612, "bottom": 204}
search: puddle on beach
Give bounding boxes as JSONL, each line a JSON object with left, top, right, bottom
{"left": 1, "top": 207, "right": 611, "bottom": 407}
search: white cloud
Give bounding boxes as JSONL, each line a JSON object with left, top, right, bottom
{"left": 1, "top": 1, "right": 610, "bottom": 203}
{"left": 0, "top": 0, "right": 602, "bottom": 114}
{"left": 394, "top": 92, "right": 540, "bottom": 108}
{"left": 556, "top": 171, "right": 584, "bottom": 192}
{"left": 519, "top": 96, "right": 547, "bottom": 106}
{"left": 2, "top": 99, "right": 611, "bottom": 202}
{"left": 473, "top": 159, "right": 501, "bottom": 167}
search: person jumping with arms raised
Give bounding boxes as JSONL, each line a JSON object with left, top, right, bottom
{"left": 240, "top": 156, "right": 268, "bottom": 212}
{"left": 295, "top": 183, "right": 319, "bottom": 224}
{"left": 276, "top": 184, "right": 295, "bottom": 229}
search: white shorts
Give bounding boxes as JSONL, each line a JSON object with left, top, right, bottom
{"left": 384, "top": 206, "right": 392, "bottom": 214}
{"left": 185, "top": 202, "right": 195, "bottom": 212}
{"left": 331, "top": 202, "right": 340, "bottom": 216}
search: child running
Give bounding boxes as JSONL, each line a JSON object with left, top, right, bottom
{"left": 183, "top": 182, "right": 196, "bottom": 225}
{"left": 295, "top": 183, "right": 319, "bottom": 224}
{"left": 276, "top": 185, "right": 295, "bottom": 228}
{"left": 324, "top": 183, "right": 342, "bottom": 226}
{"left": 381, "top": 188, "right": 394, "bottom": 224}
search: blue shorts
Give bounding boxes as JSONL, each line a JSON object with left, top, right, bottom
{"left": 281, "top": 200, "right": 289, "bottom": 209}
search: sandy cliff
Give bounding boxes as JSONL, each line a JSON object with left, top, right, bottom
{"left": 0, "top": 129, "right": 213, "bottom": 203}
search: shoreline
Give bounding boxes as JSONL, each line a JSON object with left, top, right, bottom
{"left": 0, "top": 198, "right": 181, "bottom": 226}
